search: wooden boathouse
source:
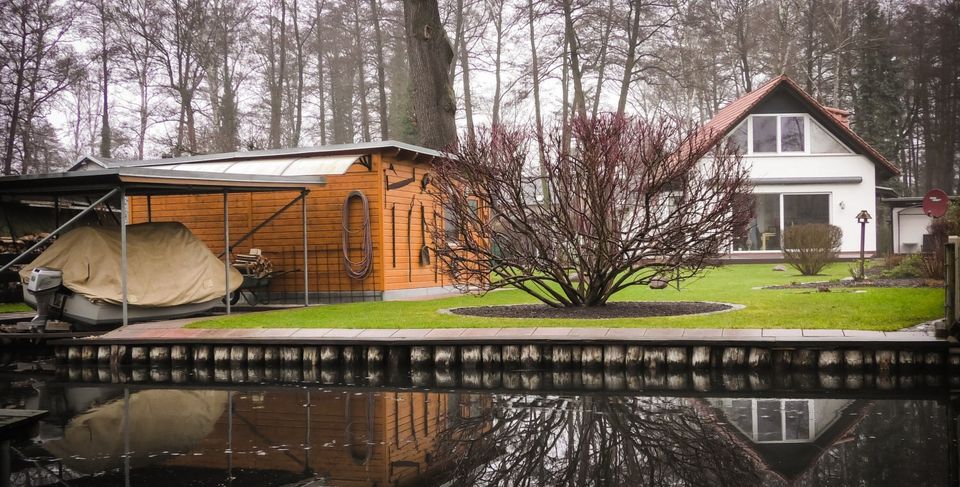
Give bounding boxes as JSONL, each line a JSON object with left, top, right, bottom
{"left": 70, "top": 141, "right": 449, "bottom": 303}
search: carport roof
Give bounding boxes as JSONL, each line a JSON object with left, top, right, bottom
{"left": 0, "top": 166, "right": 325, "bottom": 197}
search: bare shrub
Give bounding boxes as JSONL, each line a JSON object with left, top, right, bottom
{"left": 781, "top": 223, "right": 842, "bottom": 275}
{"left": 430, "top": 114, "right": 752, "bottom": 307}
{"left": 921, "top": 217, "right": 947, "bottom": 279}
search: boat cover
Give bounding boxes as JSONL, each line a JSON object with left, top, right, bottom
{"left": 44, "top": 390, "right": 229, "bottom": 473}
{"left": 19, "top": 222, "right": 242, "bottom": 307}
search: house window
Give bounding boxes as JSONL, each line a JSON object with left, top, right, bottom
{"left": 725, "top": 399, "right": 815, "bottom": 443}
{"left": 780, "top": 116, "right": 805, "bottom": 152}
{"left": 783, "top": 194, "right": 829, "bottom": 227}
{"left": 752, "top": 116, "right": 778, "bottom": 153}
{"left": 444, "top": 199, "right": 479, "bottom": 241}
{"left": 734, "top": 193, "right": 781, "bottom": 251}
{"left": 810, "top": 121, "right": 851, "bottom": 153}
{"left": 731, "top": 114, "right": 852, "bottom": 155}
{"left": 730, "top": 122, "right": 748, "bottom": 155}
{"left": 733, "top": 192, "right": 830, "bottom": 251}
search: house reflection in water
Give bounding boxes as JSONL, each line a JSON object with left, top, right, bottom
{"left": 706, "top": 398, "right": 869, "bottom": 482}
{"left": 40, "top": 388, "right": 466, "bottom": 486}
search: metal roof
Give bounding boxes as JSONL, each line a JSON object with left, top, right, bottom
{"left": 881, "top": 195, "right": 960, "bottom": 208}
{"left": 0, "top": 167, "right": 325, "bottom": 197}
{"left": 150, "top": 154, "right": 364, "bottom": 177}
{"left": 69, "top": 140, "right": 444, "bottom": 172}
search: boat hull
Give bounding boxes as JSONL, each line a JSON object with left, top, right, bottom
{"left": 23, "top": 288, "right": 219, "bottom": 329}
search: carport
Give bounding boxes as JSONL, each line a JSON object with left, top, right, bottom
{"left": 0, "top": 167, "right": 325, "bottom": 325}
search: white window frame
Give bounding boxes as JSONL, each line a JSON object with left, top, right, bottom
{"left": 748, "top": 399, "right": 817, "bottom": 444}
{"left": 738, "top": 114, "right": 852, "bottom": 156}
{"left": 732, "top": 191, "right": 832, "bottom": 253}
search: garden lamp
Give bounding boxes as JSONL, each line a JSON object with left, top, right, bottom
{"left": 856, "top": 210, "right": 872, "bottom": 280}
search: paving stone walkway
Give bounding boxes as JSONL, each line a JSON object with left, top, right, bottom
{"left": 71, "top": 314, "right": 946, "bottom": 348}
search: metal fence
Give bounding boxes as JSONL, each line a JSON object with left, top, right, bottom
{"left": 238, "top": 244, "right": 381, "bottom": 305}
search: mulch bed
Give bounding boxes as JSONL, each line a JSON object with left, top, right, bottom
{"left": 448, "top": 301, "right": 731, "bottom": 319}
{"left": 766, "top": 277, "right": 941, "bottom": 290}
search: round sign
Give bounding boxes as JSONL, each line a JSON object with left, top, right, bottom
{"left": 922, "top": 188, "right": 950, "bottom": 218}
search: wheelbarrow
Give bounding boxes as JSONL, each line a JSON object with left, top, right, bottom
{"left": 228, "top": 269, "right": 297, "bottom": 306}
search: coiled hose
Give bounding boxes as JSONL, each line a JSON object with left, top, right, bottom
{"left": 342, "top": 190, "right": 373, "bottom": 279}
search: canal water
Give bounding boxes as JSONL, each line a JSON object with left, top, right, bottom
{"left": 1, "top": 353, "right": 956, "bottom": 486}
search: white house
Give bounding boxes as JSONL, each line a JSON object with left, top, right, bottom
{"left": 695, "top": 75, "right": 900, "bottom": 259}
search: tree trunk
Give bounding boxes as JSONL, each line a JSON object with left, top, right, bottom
{"left": 457, "top": 0, "right": 474, "bottom": 140}
{"left": 561, "top": 0, "right": 587, "bottom": 118}
{"left": 292, "top": 0, "right": 306, "bottom": 147}
{"left": 353, "top": 0, "right": 371, "bottom": 142}
{"left": 616, "top": 2, "right": 641, "bottom": 115}
{"left": 590, "top": 0, "right": 615, "bottom": 120}
{"left": 99, "top": 0, "right": 111, "bottom": 159}
{"left": 527, "top": 0, "right": 548, "bottom": 204}
{"left": 491, "top": 0, "right": 503, "bottom": 127}
{"left": 402, "top": 0, "right": 457, "bottom": 149}
{"left": 315, "top": 0, "right": 327, "bottom": 145}
{"left": 369, "top": 0, "right": 389, "bottom": 139}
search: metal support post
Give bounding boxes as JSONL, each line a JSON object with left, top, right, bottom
{"left": 120, "top": 186, "right": 128, "bottom": 326}
{"left": 302, "top": 190, "right": 309, "bottom": 306}
{"left": 224, "top": 192, "right": 231, "bottom": 315}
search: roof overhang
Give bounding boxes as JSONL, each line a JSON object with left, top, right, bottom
{"left": 0, "top": 167, "right": 325, "bottom": 197}
{"left": 67, "top": 140, "right": 447, "bottom": 172}
{"left": 881, "top": 195, "right": 960, "bottom": 208}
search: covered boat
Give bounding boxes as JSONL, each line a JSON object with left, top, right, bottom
{"left": 20, "top": 222, "right": 242, "bottom": 328}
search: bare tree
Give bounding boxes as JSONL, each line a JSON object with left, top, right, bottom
{"left": 150, "top": 0, "right": 208, "bottom": 156}
{"left": 431, "top": 114, "right": 752, "bottom": 307}
{"left": 262, "top": 0, "right": 288, "bottom": 149}
{"left": 429, "top": 395, "right": 763, "bottom": 486}
{"left": 0, "top": 0, "right": 78, "bottom": 174}
{"left": 369, "top": 0, "right": 389, "bottom": 139}
{"left": 114, "top": 0, "right": 160, "bottom": 160}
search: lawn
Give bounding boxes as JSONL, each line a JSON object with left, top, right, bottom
{"left": 191, "top": 263, "right": 943, "bottom": 331}
{"left": 0, "top": 302, "right": 30, "bottom": 313}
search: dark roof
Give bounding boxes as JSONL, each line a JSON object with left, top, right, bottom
{"left": 68, "top": 140, "right": 444, "bottom": 171}
{"left": 691, "top": 75, "right": 900, "bottom": 179}
{"left": 0, "top": 167, "right": 325, "bottom": 197}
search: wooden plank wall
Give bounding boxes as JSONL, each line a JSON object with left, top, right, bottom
{"left": 127, "top": 159, "right": 384, "bottom": 296}
{"left": 127, "top": 151, "right": 451, "bottom": 297}
{"left": 379, "top": 155, "right": 447, "bottom": 291}
{"left": 164, "top": 390, "right": 449, "bottom": 485}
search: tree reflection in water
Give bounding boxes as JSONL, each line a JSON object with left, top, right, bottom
{"left": 430, "top": 395, "right": 761, "bottom": 486}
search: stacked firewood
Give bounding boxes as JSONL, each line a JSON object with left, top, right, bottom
{"left": 232, "top": 249, "right": 273, "bottom": 278}
{"left": 0, "top": 233, "right": 49, "bottom": 254}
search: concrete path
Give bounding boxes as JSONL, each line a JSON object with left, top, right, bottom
{"left": 64, "top": 315, "right": 947, "bottom": 349}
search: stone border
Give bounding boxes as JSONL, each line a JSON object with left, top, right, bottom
{"left": 438, "top": 301, "right": 746, "bottom": 320}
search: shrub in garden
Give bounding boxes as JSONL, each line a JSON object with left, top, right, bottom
{"left": 430, "top": 114, "right": 752, "bottom": 307}
{"left": 781, "top": 223, "right": 842, "bottom": 275}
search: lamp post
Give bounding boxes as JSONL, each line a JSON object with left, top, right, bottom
{"left": 856, "top": 210, "right": 872, "bottom": 280}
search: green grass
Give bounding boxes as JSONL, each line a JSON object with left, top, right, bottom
{"left": 190, "top": 263, "right": 942, "bottom": 331}
{"left": 0, "top": 302, "right": 30, "bottom": 313}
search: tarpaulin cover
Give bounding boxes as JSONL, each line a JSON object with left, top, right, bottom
{"left": 20, "top": 222, "right": 242, "bottom": 306}
{"left": 43, "top": 390, "right": 229, "bottom": 474}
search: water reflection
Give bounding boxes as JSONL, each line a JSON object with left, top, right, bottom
{"left": 0, "top": 358, "right": 954, "bottom": 486}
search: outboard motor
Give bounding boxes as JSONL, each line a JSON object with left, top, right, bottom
{"left": 26, "top": 267, "right": 64, "bottom": 331}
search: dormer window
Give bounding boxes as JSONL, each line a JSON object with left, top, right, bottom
{"left": 728, "top": 114, "right": 852, "bottom": 155}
